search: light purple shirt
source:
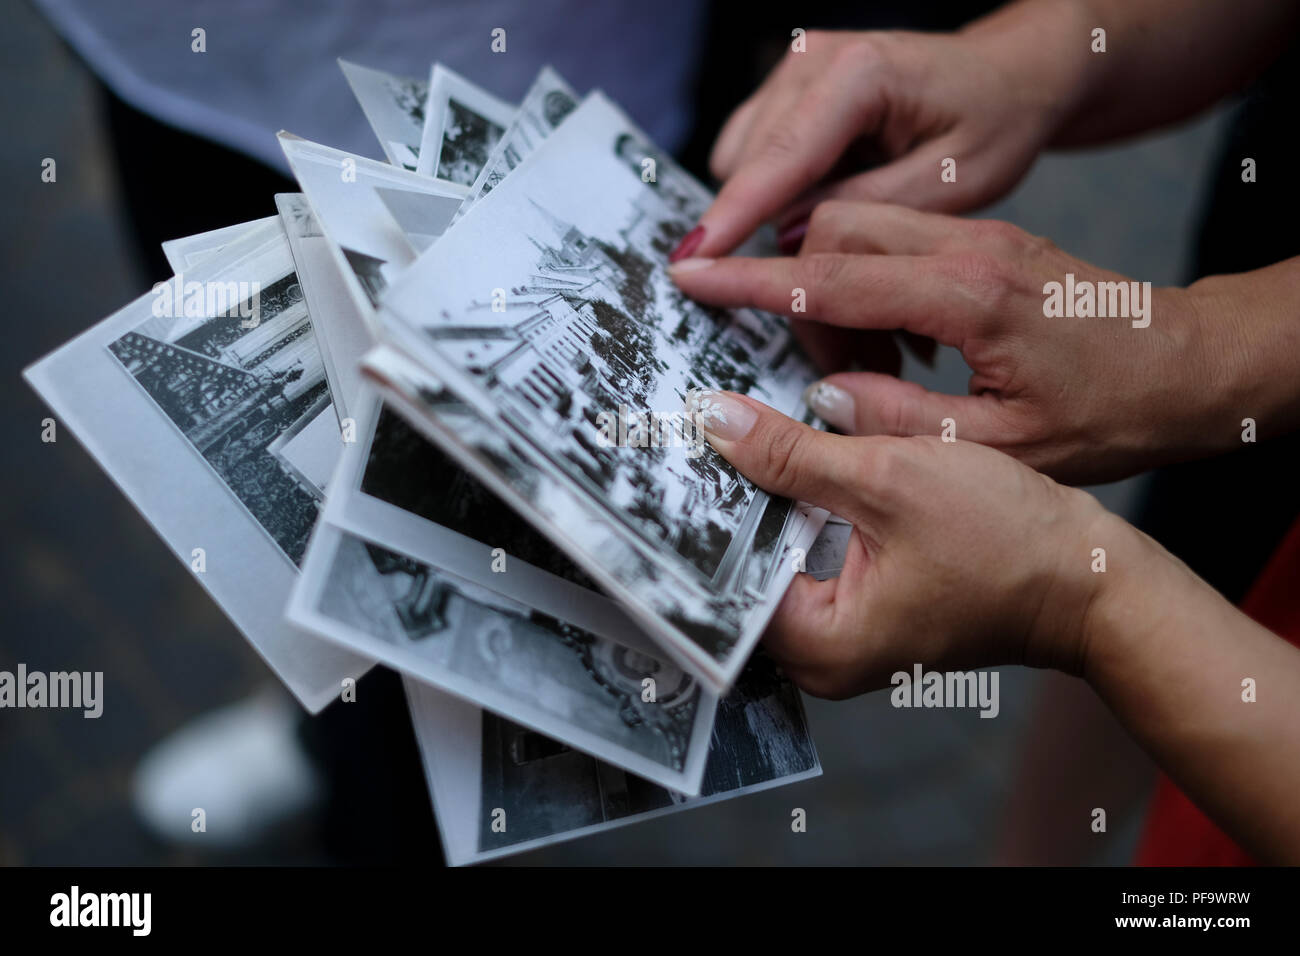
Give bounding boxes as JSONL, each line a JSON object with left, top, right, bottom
{"left": 36, "top": 0, "right": 706, "bottom": 172}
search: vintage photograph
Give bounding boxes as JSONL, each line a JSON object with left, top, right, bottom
{"left": 308, "top": 527, "right": 713, "bottom": 792}
{"left": 287, "top": 389, "right": 719, "bottom": 792}
{"left": 378, "top": 93, "right": 827, "bottom": 689}
{"left": 108, "top": 242, "right": 329, "bottom": 566}
{"left": 415, "top": 63, "right": 514, "bottom": 185}
{"left": 458, "top": 66, "right": 579, "bottom": 218}
{"left": 339, "top": 59, "right": 428, "bottom": 171}
{"left": 405, "top": 650, "right": 820, "bottom": 865}
{"left": 364, "top": 340, "right": 825, "bottom": 692}
{"left": 360, "top": 404, "right": 594, "bottom": 588}
{"left": 276, "top": 192, "right": 374, "bottom": 424}
{"left": 161, "top": 216, "right": 277, "bottom": 273}
{"left": 24, "top": 219, "right": 371, "bottom": 712}
{"left": 279, "top": 134, "right": 466, "bottom": 317}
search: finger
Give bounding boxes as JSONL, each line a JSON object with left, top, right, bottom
{"left": 761, "top": 573, "right": 839, "bottom": 668}
{"left": 668, "top": 253, "right": 970, "bottom": 346}
{"left": 709, "top": 94, "right": 763, "bottom": 180}
{"left": 764, "top": 529, "right": 878, "bottom": 692}
{"left": 790, "top": 321, "right": 901, "bottom": 377}
{"left": 710, "top": 49, "right": 814, "bottom": 179}
{"left": 817, "top": 136, "right": 991, "bottom": 214}
{"left": 772, "top": 135, "right": 975, "bottom": 231}
{"left": 803, "top": 371, "right": 999, "bottom": 439}
{"left": 690, "top": 65, "right": 892, "bottom": 259}
{"left": 685, "top": 389, "right": 880, "bottom": 524}
{"left": 800, "top": 200, "right": 957, "bottom": 257}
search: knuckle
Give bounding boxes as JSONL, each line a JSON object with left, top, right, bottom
{"left": 883, "top": 389, "right": 912, "bottom": 437}
{"left": 805, "top": 200, "right": 853, "bottom": 244}
{"left": 967, "top": 218, "right": 1022, "bottom": 248}
{"left": 806, "top": 200, "right": 840, "bottom": 234}
{"left": 760, "top": 423, "right": 812, "bottom": 494}
{"left": 857, "top": 437, "right": 904, "bottom": 495}
{"left": 801, "top": 253, "right": 847, "bottom": 293}
{"left": 1020, "top": 231, "right": 1057, "bottom": 261}
{"left": 939, "top": 252, "right": 1014, "bottom": 314}
{"left": 832, "top": 33, "right": 893, "bottom": 76}
{"left": 758, "top": 121, "right": 806, "bottom": 162}
{"left": 965, "top": 219, "right": 1056, "bottom": 263}
{"left": 707, "top": 147, "right": 730, "bottom": 181}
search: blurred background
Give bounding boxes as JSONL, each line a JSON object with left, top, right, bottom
{"left": 0, "top": 0, "right": 1269, "bottom": 864}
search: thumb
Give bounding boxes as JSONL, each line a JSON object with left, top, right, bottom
{"left": 686, "top": 388, "right": 874, "bottom": 524}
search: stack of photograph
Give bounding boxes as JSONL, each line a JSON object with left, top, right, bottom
{"left": 25, "top": 59, "right": 839, "bottom": 864}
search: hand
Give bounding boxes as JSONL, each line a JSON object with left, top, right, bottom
{"left": 682, "top": 19, "right": 1089, "bottom": 260}
{"left": 691, "top": 387, "right": 1300, "bottom": 865}
{"left": 685, "top": 388, "right": 1119, "bottom": 699}
{"left": 672, "top": 200, "right": 1235, "bottom": 485}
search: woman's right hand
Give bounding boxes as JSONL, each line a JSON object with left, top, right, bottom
{"left": 684, "top": 14, "right": 1090, "bottom": 260}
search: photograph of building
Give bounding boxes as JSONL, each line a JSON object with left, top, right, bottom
{"left": 476, "top": 652, "right": 817, "bottom": 853}
{"left": 108, "top": 269, "right": 330, "bottom": 565}
{"left": 315, "top": 533, "right": 705, "bottom": 774}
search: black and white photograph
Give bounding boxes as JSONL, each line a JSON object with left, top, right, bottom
{"left": 379, "top": 93, "right": 827, "bottom": 689}
{"left": 161, "top": 215, "right": 277, "bottom": 274}
{"left": 415, "top": 63, "right": 514, "bottom": 185}
{"left": 279, "top": 134, "right": 466, "bottom": 318}
{"left": 457, "top": 66, "right": 579, "bottom": 219}
{"left": 366, "top": 340, "right": 824, "bottom": 692}
{"left": 404, "top": 649, "right": 820, "bottom": 865}
{"left": 287, "top": 388, "right": 719, "bottom": 792}
{"left": 108, "top": 251, "right": 328, "bottom": 566}
{"left": 23, "top": 218, "right": 371, "bottom": 712}
{"left": 339, "top": 59, "right": 428, "bottom": 172}
{"left": 276, "top": 192, "right": 374, "bottom": 424}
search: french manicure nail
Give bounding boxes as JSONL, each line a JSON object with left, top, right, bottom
{"left": 685, "top": 388, "right": 758, "bottom": 442}
{"left": 669, "top": 224, "right": 706, "bottom": 263}
{"left": 803, "top": 380, "right": 855, "bottom": 432}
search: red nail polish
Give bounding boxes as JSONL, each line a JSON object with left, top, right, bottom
{"left": 669, "top": 225, "right": 705, "bottom": 263}
{"left": 777, "top": 219, "right": 808, "bottom": 256}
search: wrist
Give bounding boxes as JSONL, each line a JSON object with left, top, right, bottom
{"left": 1185, "top": 270, "right": 1300, "bottom": 445}
{"left": 960, "top": 0, "right": 1098, "bottom": 143}
{"left": 1072, "top": 513, "right": 1218, "bottom": 697}
{"left": 1021, "top": 491, "right": 1139, "bottom": 677}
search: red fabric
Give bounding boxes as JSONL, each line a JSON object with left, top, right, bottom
{"left": 1134, "top": 517, "right": 1300, "bottom": 866}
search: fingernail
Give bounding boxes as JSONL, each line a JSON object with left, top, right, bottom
{"left": 685, "top": 388, "right": 758, "bottom": 442}
{"left": 667, "top": 257, "right": 713, "bottom": 275}
{"left": 803, "top": 380, "right": 855, "bottom": 432}
{"left": 777, "top": 219, "right": 808, "bottom": 256}
{"left": 669, "top": 224, "right": 706, "bottom": 263}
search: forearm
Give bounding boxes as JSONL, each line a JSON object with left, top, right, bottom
{"left": 1081, "top": 518, "right": 1300, "bottom": 862}
{"left": 1186, "top": 258, "right": 1300, "bottom": 447}
{"left": 962, "top": 0, "right": 1300, "bottom": 147}
{"left": 1100, "top": 257, "right": 1300, "bottom": 473}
